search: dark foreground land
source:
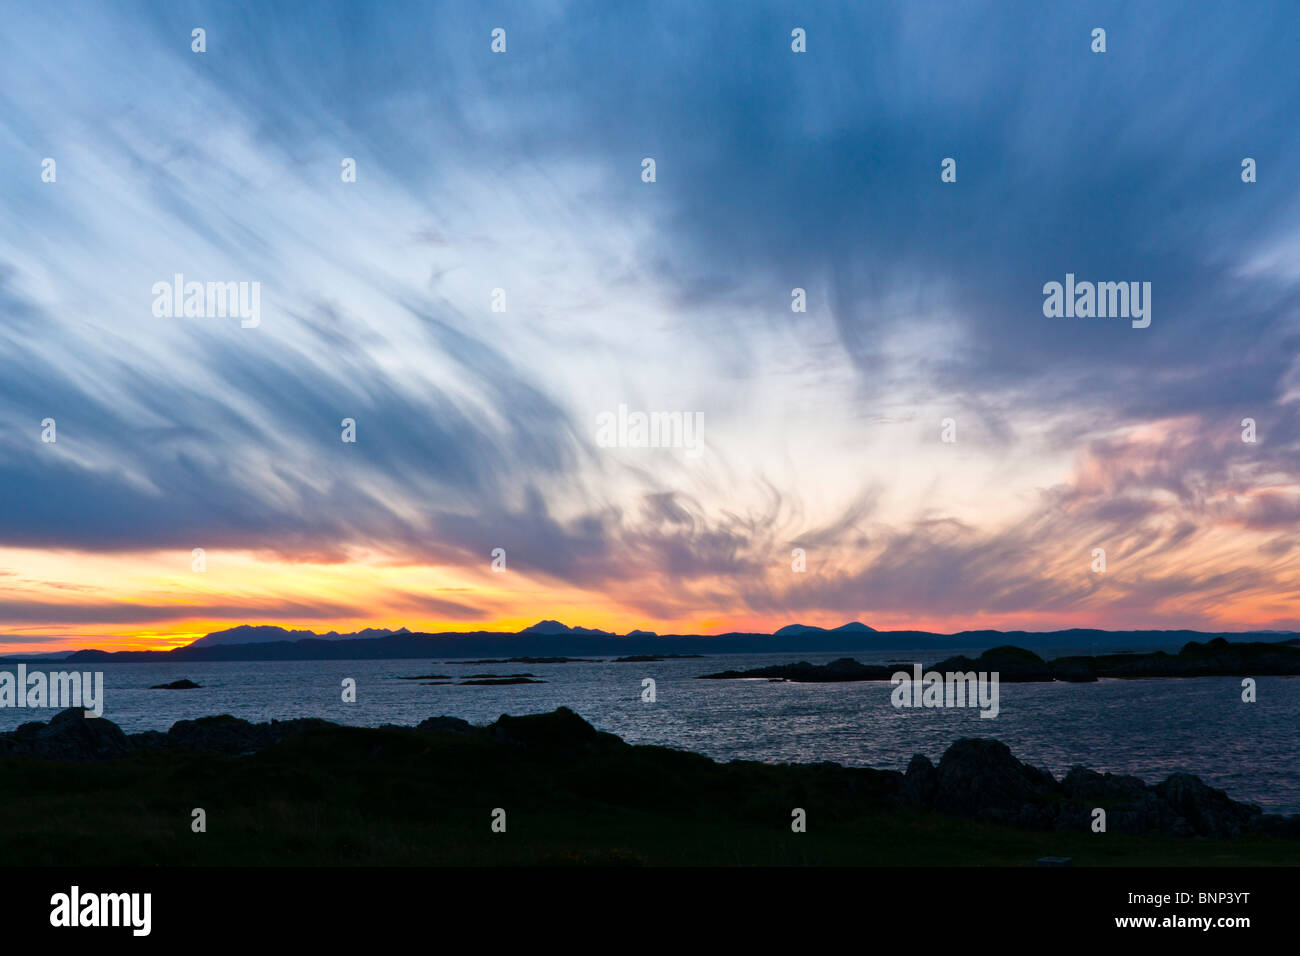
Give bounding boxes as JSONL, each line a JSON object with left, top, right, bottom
{"left": 1, "top": 707, "right": 1297, "bottom": 866}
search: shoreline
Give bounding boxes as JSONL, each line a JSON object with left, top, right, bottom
{"left": 0, "top": 706, "right": 1296, "bottom": 866}
{"left": 699, "top": 638, "right": 1300, "bottom": 682}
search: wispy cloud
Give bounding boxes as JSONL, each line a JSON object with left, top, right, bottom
{"left": 1, "top": 1, "right": 1298, "bottom": 648}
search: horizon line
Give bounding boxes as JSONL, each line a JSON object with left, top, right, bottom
{"left": 12, "top": 619, "right": 1299, "bottom": 659}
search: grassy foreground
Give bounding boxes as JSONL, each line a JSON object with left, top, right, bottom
{"left": 1, "top": 711, "right": 1296, "bottom": 866}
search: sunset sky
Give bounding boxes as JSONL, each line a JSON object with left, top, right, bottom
{"left": 2, "top": 1, "right": 1299, "bottom": 653}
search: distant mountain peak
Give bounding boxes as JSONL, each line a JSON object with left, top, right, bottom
{"left": 521, "top": 620, "right": 572, "bottom": 634}
{"left": 774, "top": 622, "right": 877, "bottom": 637}
{"left": 520, "top": 620, "right": 617, "bottom": 636}
{"left": 191, "top": 624, "right": 410, "bottom": 647}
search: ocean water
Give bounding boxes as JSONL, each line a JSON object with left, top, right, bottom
{"left": 2, "top": 650, "right": 1297, "bottom": 814}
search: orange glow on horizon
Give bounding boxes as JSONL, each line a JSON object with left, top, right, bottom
{"left": 2, "top": 497, "right": 1298, "bottom": 658}
{"left": 4, "top": 600, "right": 1294, "bottom": 656}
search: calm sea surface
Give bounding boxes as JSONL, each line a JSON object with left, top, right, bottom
{"left": 3, "top": 649, "right": 1296, "bottom": 813}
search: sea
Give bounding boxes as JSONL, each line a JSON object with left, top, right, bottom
{"left": 2, "top": 649, "right": 1296, "bottom": 814}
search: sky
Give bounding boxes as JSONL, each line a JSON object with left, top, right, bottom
{"left": 1, "top": 1, "right": 1299, "bottom": 652}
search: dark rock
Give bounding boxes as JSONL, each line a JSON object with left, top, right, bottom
{"left": 1084, "top": 637, "right": 1300, "bottom": 678}
{"left": 1059, "top": 766, "right": 1176, "bottom": 834}
{"left": 164, "top": 715, "right": 264, "bottom": 754}
{"left": 464, "top": 673, "right": 536, "bottom": 679}
{"left": 488, "top": 707, "right": 598, "bottom": 752}
{"left": 901, "top": 754, "right": 939, "bottom": 806}
{"left": 893, "top": 738, "right": 1299, "bottom": 839}
{"left": 0, "top": 706, "right": 1294, "bottom": 843}
{"left": 1048, "top": 657, "right": 1098, "bottom": 682}
{"left": 164, "top": 715, "right": 334, "bottom": 754}
{"left": 457, "top": 657, "right": 594, "bottom": 665}
{"left": 699, "top": 638, "right": 1300, "bottom": 685}
{"left": 930, "top": 738, "right": 1060, "bottom": 828}
{"left": 415, "top": 716, "right": 472, "bottom": 734}
{"left": 699, "top": 657, "right": 892, "bottom": 682}
{"left": 459, "top": 677, "right": 546, "bottom": 685}
{"left": 149, "top": 679, "right": 201, "bottom": 689}
{"left": 1153, "top": 773, "right": 1262, "bottom": 838}
{"left": 928, "top": 646, "right": 1054, "bottom": 682}
{"left": 0, "top": 708, "right": 132, "bottom": 760}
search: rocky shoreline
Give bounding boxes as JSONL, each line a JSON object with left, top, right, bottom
{"left": 1, "top": 706, "right": 1296, "bottom": 842}
{"left": 699, "top": 638, "right": 1300, "bottom": 682}
{"left": 900, "top": 739, "right": 1299, "bottom": 839}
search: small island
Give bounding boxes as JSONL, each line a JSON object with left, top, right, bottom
{"left": 456, "top": 657, "right": 595, "bottom": 665}
{"left": 458, "top": 674, "right": 546, "bottom": 685}
{"left": 699, "top": 638, "right": 1300, "bottom": 683}
{"left": 700, "top": 658, "right": 893, "bottom": 682}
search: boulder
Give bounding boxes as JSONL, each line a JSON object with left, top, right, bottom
{"left": 415, "top": 715, "right": 472, "bottom": 734}
{"left": 931, "top": 738, "right": 1059, "bottom": 827}
{"left": 488, "top": 706, "right": 598, "bottom": 752}
{"left": 1059, "top": 766, "right": 1177, "bottom": 834}
{"left": 0, "top": 708, "right": 132, "bottom": 760}
{"left": 901, "top": 753, "right": 939, "bottom": 806}
{"left": 1153, "top": 773, "right": 1262, "bottom": 838}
